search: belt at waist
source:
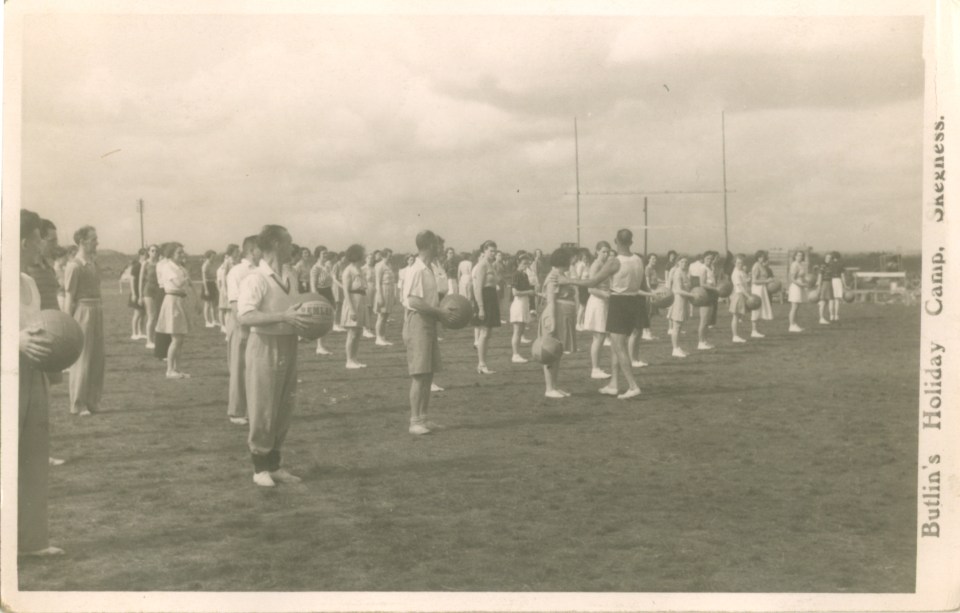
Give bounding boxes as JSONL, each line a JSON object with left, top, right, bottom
{"left": 610, "top": 292, "right": 640, "bottom": 297}
{"left": 165, "top": 291, "right": 187, "bottom": 298}
{"left": 349, "top": 289, "right": 366, "bottom": 295}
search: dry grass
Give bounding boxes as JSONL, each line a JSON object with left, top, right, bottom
{"left": 20, "top": 288, "right": 918, "bottom": 592}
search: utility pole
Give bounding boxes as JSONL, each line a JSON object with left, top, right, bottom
{"left": 574, "top": 117, "right": 582, "bottom": 247}
{"left": 138, "top": 199, "right": 145, "bottom": 249}
{"left": 721, "top": 111, "right": 729, "bottom": 254}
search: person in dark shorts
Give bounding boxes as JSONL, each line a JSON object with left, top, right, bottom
{"left": 471, "top": 239, "right": 500, "bottom": 374}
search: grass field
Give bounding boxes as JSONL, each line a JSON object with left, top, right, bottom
{"left": 20, "top": 286, "right": 919, "bottom": 593}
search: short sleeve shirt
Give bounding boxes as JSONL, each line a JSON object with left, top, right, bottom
{"left": 64, "top": 258, "right": 102, "bottom": 300}
{"left": 403, "top": 258, "right": 438, "bottom": 310}
{"left": 513, "top": 271, "right": 532, "bottom": 293}
{"left": 237, "top": 261, "right": 300, "bottom": 334}
{"left": 226, "top": 259, "right": 257, "bottom": 302}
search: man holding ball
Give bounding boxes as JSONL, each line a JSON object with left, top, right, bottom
{"left": 237, "top": 225, "right": 320, "bottom": 487}
{"left": 402, "top": 230, "right": 455, "bottom": 435}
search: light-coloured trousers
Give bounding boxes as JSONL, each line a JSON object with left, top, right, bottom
{"left": 245, "top": 333, "right": 298, "bottom": 456}
{"left": 19, "top": 358, "right": 49, "bottom": 552}
{"left": 69, "top": 299, "right": 105, "bottom": 414}
{"left": 225, "top": 310, "right": 248, "bottom": 418}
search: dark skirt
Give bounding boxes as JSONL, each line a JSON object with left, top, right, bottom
{"left": 472, "top": 286, "right": 501, "bottom": 328}
{"left": 578, "top": 286, "right": 589, "bottom": 306}
{"left": 202, "top": 281, "right": 219, "bottom": 303}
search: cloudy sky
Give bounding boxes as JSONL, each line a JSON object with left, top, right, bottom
{"left": 20, "top": 8, "right": 925, "bottom": 256}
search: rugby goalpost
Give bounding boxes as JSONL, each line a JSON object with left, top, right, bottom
{"left": 568, "top": 112, "right": 734, "bottom": 259}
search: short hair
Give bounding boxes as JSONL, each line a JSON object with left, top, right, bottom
{"left": 549, "top": 247, "right": 572, "bottom": 268}
{"left": 479, "top": 240, "right": 497, "bottom": 253}
{"left": 754, "top": 250, "right": 768, "bottom": 261}
{"left": 518, "top": 252, "right": 533, "bottom": 263}
{"left": 163, "top": 242, "right": 183, "bottom": 259}
{"left": 313, "top": 245, "right": 327, "bottom": 259}
{"left": 344, "top": 243, "right": 365, "bottom": 263}
{"left": 595, "top": 241, "right": 611, "bottom": 252}
{"left": 225, "top": 243, "right": 240, "bottom": 258}
{"left": 66, "top": 245, "right": 78, "bottom": 257}
{"left": 54, "top": 246, "right": 69, "bottom": 259}
{"left": 666, "top": 250, "right": 678, "bottom": 260}
{"left": 615, "top": 228, "right": 633, "bottom": 246}
{"left": 794, "top": 250, "right": 806, "bottom": 262}
{"left": 257, "top": 225, "right": 288, "bottom": 252}
{"left": 416, "top": 230, "right": 440, "bottom": 251}
{"left": 74, "top": 225, "right": 96, "bottom": 245}
{"left": 240, "top": 236, "right": 257, "bottom": 255}
{"left": 647, "top": 253, "right": 658, "bottom": 262}
{"left": 138, "top": 248, "right": 148, "bottom": 257}
{"left": 39, "top": 218, "right": 57, "bottom": 239}
{"left": 290, "top": 243, "right": 301, "bottom": 260}
{"left": 21, "top": 209, "right": 42, "bottom": 239}
{"left": 204, "top": 250, "right": 216, "bottom": 258}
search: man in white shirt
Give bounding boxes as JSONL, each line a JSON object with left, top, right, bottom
{"left": 402, "top": 231, "right": 456, "bottom": 435}
{"left": 224, "top": 235, "right": 262, "bottom": 425}
{"left": 237, "top": 225, "right": 319, "bottom": 487}
{"left": 374, "top": 248, "right": 396, "bottom": 346}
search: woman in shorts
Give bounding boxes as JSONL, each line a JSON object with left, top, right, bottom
{"left": 583, "top": 241, "right": 612, "bottom": 379}
{"left": 509, "top": 252, "right": 536, "bottom": 363}
{"left": 200, "top": 250, "right": 220, "bottom": 329}
{"left": 472, "top": 240, "right": 500, "bottom": 374}
{"left": 668, "top": 255, "right": 696, "bottom": 358}
{"left": 341, "top": 244, "right": 369, "bottom": 369}
{"left": 829, "top": 251, "right": 850, "bottom": 321}
{"left": 787, "top": 250, "right": 808, "bottom": 333}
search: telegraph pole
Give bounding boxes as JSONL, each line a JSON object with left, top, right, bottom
{"left": 721, "top": 111, "right": 729, "bottom": 254}
{"left": 574, "top": 117, "right": 582, "bottom": 247}
{"left": 138, "top": 199, "right": 145, "bottom": 248}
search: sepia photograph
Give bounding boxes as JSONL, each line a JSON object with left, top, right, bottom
{"left": 1, "top": 0, "right": 957, "bottom": 611}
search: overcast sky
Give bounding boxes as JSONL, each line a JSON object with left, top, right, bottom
{"left": 20, "top": 11, "right": 924, "bottom": 256}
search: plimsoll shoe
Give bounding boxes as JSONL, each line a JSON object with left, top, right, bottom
{"left": 253, "top": 471, "right": 276, "bottom": 487}
{"left": 409, "top": 423, "right": 431, "bottom": 435}
{"left": 618, "top": 387, "right": 641, "bottom": 400}
{"left": 269, "top": 469, "right": 302, "bottom": 484}
{"left": 750, "top": 331, "right": 765, "bottom": 338}
{"left": 598, "top": 386, "right": 619, "bottom": 397}
{"left": 590, "top": 369, "right": 611, "bottom": 380}
{"left": 732, "top": 336, "right": 747, "bottom": 344}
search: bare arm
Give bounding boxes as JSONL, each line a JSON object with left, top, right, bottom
{"left": 561, "top": 258, "right": 619, "bottom": 287}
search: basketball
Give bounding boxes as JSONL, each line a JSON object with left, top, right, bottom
{"left": 843, "top": 288, "right": 856, "bottom": 303}
{"left": 440, "top": 294, "right": 473, "bottom": 330}
{"left": 294, "top": 293, "right": 335, "bottom": 339}
{"left": 804, "top": 272, "right": 818, "bottom": 286}
{"left": 766, "top": 279, "right": 782, "bottom": 294}
{"left": 652, "top": 287, "right": 674, "bottom": 308}
{"left": 531, "top": 335, "right": 563, "bottom": 365}
{"left": 716, "top": 279, "right": 733, "bottom": 298}
{"left": 807, "top": 288, "right": 821, "bottom": 303}
{"left": 689, "top": 287, "right": 710, "bottom": 307}
{"left": 745, "top": 294, "right": 762, "bottom": 310}
{"left": 22, "top": 309, "right": 85, "bottom": 372}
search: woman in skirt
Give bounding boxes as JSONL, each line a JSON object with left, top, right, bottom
{"left": 749, "top": 250, "right": 774, "bottom": 338}
{"left": 509, "top": 252, "right": 536, "bottom": 363}
{"left": 539, "top": 248, "right": 577, "bottom": 398}
{"left": 729, "top": 254, "right": 751, "bottom": 343}
{"left": 583, "top": 241, "right": 613, "bottom": 379}
{"left": 668, "top": 255, "right": 697, "bottom": 358}
{"left": 788, "top": 250, "right": 808, "bottom": 333}
{"left": 155, "top": 242, "right": 194, "bottom": 378}
{"left": 310, "top": 249, "right": 336, "bottom": 356}
{"left": 472, "top": 240, "right": 500, "bottom": 374}
{"left": 340, "top": 244, "right": 368, "bottom": 369}
{"left": 815, "top": 252, "right": 836, "bottom": 325}
{"left": 363, "top": 251, "right": 379, "bottom": 340}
